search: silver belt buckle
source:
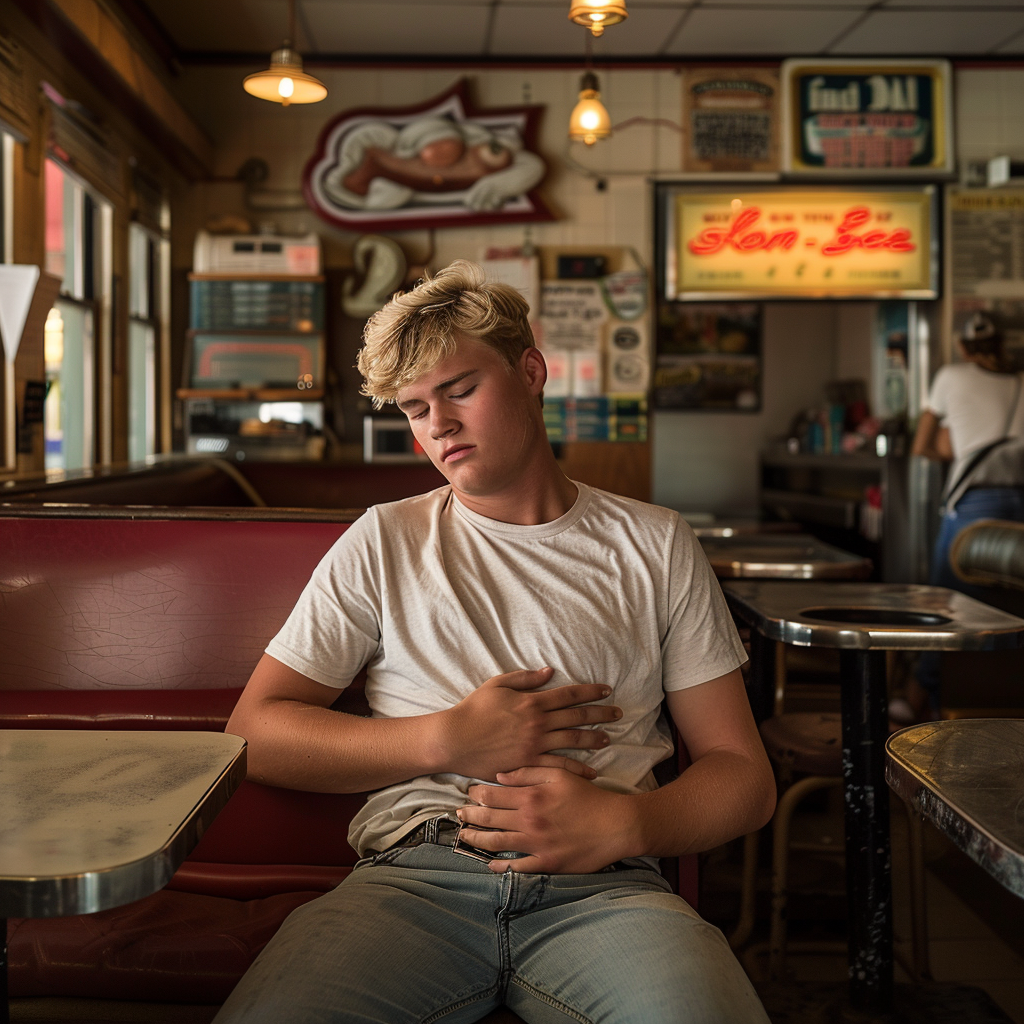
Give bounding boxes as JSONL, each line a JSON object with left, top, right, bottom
{"left": 451, "top": 820, "right": 498, "bottom": 864}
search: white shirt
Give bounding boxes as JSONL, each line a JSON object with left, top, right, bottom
{"left": 927, "top": 362, "right": 1024, "bottom": 484}
{"left": 266, "top": 483, "right": 747, "bottom": 856}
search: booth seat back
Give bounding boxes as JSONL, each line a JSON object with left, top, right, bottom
{"left": 1, "top": 458, "right": 447, "bottom": 510}
{"left": 1, "top": 510, "right": 365, "bottom": 893}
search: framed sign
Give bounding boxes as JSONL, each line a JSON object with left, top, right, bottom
{"left": 653, "top": 302, "right": 762, "bottom": 412}
{"left": 781, "top": 59, "right": 953, "bottom": 175}
{"left": 660, "top": 185, "right": 938, "bottom": 301}
{"left": 304, "top": 80, "right": 553, "bottom": 234}
{"left": 682, "top": 68, "right": 780, "bottom": 173}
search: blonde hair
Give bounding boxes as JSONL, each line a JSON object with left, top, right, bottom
{"left": 358, "top": 260, "right": 533, "bottom": 408}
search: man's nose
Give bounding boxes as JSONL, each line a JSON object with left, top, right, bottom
{"left": 430, "top": 407, "right": 458, "bottom": 440}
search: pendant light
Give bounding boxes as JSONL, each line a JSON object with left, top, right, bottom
{"left": 569, "top": 71, "right": 611, "bottom": 146}
{"left": 243, "top": 0, "right": 327, "bottom": 106}
{"left": 568, "top": 0, "right": 628, "bottom": 37}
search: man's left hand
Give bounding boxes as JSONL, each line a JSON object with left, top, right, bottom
{"left": 459, "top": 768, "right": 638, "bottom": 874}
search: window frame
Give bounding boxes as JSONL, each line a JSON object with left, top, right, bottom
{"left": 43, "top": 155, "right": 112, "bottom": 470}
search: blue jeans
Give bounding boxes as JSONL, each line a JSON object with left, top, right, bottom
{"left": 916, "top": 487, "right": 1024, "bottom": 706}
{"left": 213, "top": 839, "right": 769, "bottom": 1024}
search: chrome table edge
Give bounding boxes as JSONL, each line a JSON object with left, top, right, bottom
{"left": 0, "top": 738, "right": 246, "bottom": 918}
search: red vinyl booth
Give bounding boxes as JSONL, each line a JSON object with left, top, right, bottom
{"left": 1, "top": 506, "right": 697, "bottom": 1018}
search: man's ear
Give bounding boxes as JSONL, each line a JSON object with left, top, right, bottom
{"left": 520, "top": 347, "right": 547, "bottom": 397}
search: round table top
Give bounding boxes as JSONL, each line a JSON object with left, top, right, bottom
{"left": 700, "top": 533, "right": 872, "bottom": 579}
{"left": 723, "top": 580, "right": 1024, "bottom": 650}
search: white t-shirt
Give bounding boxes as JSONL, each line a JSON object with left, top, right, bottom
{"left": 928, "top": 363, "right": 1024, "bottom": 484}
{"left": 266, "top": 482, "right": 747, "bottom": 857}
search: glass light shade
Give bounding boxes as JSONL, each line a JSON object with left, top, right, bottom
{"left": 243, "top": 48, "right": 327, "bottom": 105}
{"left": 568, "top": 0, "right": 627, "bottom": 36}
{"left": 569, "top": 78, "right": 611, "bottom": 146}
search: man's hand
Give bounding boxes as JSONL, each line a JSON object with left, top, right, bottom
{"left": 434, "top": 667, "right": 620, "bottom": 782}
{"left": 457, "top": 767, "right": 636, "bottom": 874}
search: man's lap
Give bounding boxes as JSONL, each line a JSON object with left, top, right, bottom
{"left": 213, "top": 844, "right": 768, "bottom": 1024}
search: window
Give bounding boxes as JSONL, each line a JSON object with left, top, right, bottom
{"left": 43, "top": 157, "right": 108, "bottom": 470}
{"left": 128, "top": 222, "right": 160, "bottom": 461}
{"left": 1, "top": 130, "right": 13, "bottom": 263}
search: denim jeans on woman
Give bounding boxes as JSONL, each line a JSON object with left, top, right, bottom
{"left": 212, "top": 841, "right": 770, "bottom": 1024}
{"left": 916, "top": 486, "right": 1024, "bottom": 708}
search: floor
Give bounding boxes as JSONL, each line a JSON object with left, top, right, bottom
{"left": 10, "top": 663, "right": 1023, "bottom": 1023}
{"left": 700, "top": 659, "right": 1024, "bottom": 1024}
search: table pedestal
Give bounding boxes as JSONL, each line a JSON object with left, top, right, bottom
{"left": 839, "top": 650, "right": 892, "bottom": 1015}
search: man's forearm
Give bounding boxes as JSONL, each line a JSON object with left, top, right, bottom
{"left": 231, "top": 696, "right": 445, "bottom": 793}
{"left": 227, "top": 656, "right": 619, "bottom": 794}
{"left": 626, "top": 748, "right": 777, "bottom": 859}
{"left": 460, "top": 746, "right": 777, "bottom": 874}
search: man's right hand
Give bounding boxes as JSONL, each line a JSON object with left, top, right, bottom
{"left": 433, "top": 667, "right": 620, "bottom": 782}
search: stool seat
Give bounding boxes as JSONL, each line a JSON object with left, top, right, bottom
{"left": 759, "top": 712, "right": 842, "bottom": 775}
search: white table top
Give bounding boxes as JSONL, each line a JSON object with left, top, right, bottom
{"left": 0, "top": 730, "right": 246, "bottom": 918}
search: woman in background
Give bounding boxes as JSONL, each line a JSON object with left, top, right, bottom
{"left": 894, "top": 313, "right": 1024, "bottom": 723}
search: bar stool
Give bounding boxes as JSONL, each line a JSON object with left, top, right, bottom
{"left": 732, "top": 709, "right": 931, "bottom": 982}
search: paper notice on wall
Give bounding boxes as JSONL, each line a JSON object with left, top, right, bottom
{"left": 480, "top": 256, "right": 542, "bottom": 316}
{"left": 542, "top": 349, "right": 571, "bottom": 398}
{"left": 537, "top": 281, "right": 607, "bottom": 350}
{"left": 571, "top": 350, "right": 603, "bottom": 397}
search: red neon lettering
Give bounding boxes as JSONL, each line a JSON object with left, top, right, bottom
{"left": 687, "top": 207, "right": 799, "bottom": 256}
{"left": 821, "top": 206, "right": 916, "bottom": 256}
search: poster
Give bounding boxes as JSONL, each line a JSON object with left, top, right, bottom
{"left": 654, "top": 303, "right": 761, "bottom": 412}
{"left": 537, "top": 281, "right": 607, "bottom": 350}
{"left": 781, "top": 59, "right": 953, "bottom": 175}
{"left": 950, "top": 189, "right": 1024, "bottom": 369}
{"left": 669, "top": 188, "right": 937, "bottom": 300}
{"left": 682, "top": 68, "right": 780, "bottom": 173}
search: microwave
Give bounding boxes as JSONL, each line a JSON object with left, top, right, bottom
{"left": 363, "top": 416, "right": 429, "bottom": 463}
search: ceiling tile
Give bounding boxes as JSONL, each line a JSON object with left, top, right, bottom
{"left": 494, "top": 4, "right": 688, "bottom": 55}
{"left": 143, "top": 0, "right": 294, "bottom": 52}
{"left": 995, "top": 25, "right": 1024, "bottom": 51}
{"left": 877, "top": 0, "right": 1024, "bottom": 6}
{"left": 303, "top": 1, "right": 491, "bottom": 53}
{"left": 698, "top": 0, "right": 867, "bottom": 5}
{"left": 665, "top": 8, "right": 862, "bottom": 54}
{"left": 831, "top": 11, "right": 1024, "bottom": 53}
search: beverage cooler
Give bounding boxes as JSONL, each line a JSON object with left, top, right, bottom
{"left": 179, "top": 263, "right": 328, "bottom": 461}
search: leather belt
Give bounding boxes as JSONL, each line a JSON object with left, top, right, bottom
{"left": 388, "top": 814, "right": 520, "bottom": 864}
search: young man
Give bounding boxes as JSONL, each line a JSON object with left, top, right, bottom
{"left": 215, "top": 261, "right": 775, "bottom": 1024}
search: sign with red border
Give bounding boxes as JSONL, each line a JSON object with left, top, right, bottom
{"left": 303, "top": 80, "right": 553, "bottom": 234}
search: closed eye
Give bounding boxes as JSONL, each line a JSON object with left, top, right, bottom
{"left": 449, "top": 385, "right": 477, "bottom": 400}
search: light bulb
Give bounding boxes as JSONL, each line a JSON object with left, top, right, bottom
{"left": 581, "top": 110, "right": 601, "bottom": 130}
{"left": 278, "top": 77, "right": 295, "bottom": 99}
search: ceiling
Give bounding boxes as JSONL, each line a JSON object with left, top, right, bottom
{"left": 123, "top": 0, "right": 1024, "bottom": 64}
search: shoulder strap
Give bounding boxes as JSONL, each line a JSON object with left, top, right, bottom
{"left": 1007, "top": 373, "right": 1024, "bottom": 438}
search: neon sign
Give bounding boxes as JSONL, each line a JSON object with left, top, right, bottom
{"left": 672, "top": 189, "right": 935, "bottom": 299}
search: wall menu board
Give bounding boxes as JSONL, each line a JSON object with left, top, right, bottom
{"left": 781, "top": 59, "right": 953, "bottom": 175}
{"left": 665, "top": 188, "right": 938, "bottom": 300}
{"left": 950, "top": 191, "right": 1024, "bottom": 297}
{"left": 682, "top": 68, "right": 780, "bottom": 174}
{"left": 949, "top": 189, "right": 1024, "bottom": 368}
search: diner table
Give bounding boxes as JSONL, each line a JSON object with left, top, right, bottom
{"left": 723, "top": 581, "right": 1024, "bottom": 1018}
{"left": 0, "top": 730, "right": 247, "bottom": 1024}
{"left": 699, "top": 533, "right": 873, "bottom": 580}
{"left": 686, "top": 517, "right": 803, "bottom": 538}
{"left": 886, "top": 718, "right": 1024, "bottom": 900}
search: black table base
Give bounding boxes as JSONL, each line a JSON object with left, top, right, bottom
{"left": 839, "top": 650, "right": 893, "bottom": 1015}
